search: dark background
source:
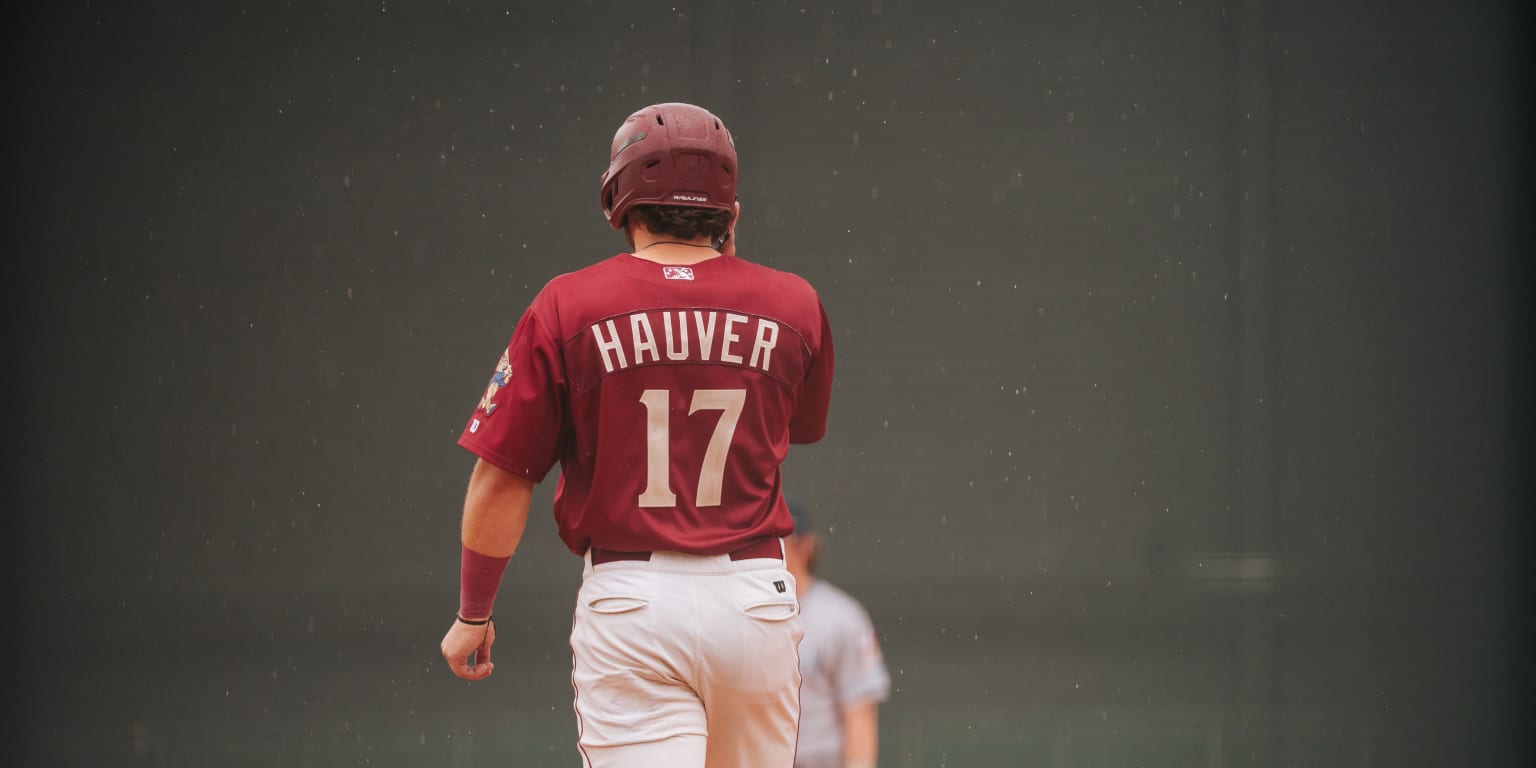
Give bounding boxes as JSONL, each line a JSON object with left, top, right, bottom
{"left": 9, "top": 0, "right": 1528, "bottom": 766}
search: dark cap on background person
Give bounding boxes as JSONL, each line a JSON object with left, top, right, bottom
{"left": 786, "top": 495, "right": 814, "bottom": 535}
{"left": 783, "top": 495, "right": 822, "bottom": 575}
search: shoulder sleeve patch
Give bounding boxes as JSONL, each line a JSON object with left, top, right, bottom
{"left": 477, "top": 349, "right": 514, "bottom": 414}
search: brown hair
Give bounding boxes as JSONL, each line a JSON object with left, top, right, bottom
{"left": 626, "top": 204, "right": 733, "bottom": 243}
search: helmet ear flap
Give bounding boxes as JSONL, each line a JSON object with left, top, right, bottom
{"left": 600, "top": 177, "right": 625, "bottom": 228}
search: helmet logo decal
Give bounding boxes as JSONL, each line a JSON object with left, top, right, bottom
{"left": 615, "top": 130, "right": 647, "bottom": 155}
{"left": 671, "top": 194, "right": 708, "bottom": 202}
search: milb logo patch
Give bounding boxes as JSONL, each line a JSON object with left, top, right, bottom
{"left": 662, "top": 266, "right": 695, "bottom": 281}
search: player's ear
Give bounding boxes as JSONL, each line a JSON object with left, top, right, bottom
{"left": 716, "top": 201, "right": 740, "bottom": 254}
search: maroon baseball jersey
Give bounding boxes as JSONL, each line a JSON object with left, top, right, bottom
{"left": 459, "top": 252, "right": 834, "bottom": 556}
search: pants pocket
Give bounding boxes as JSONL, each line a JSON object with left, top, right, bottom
{"left": 740, "top": 598, "right": 798, "bottom": 621}
{"left": 586, "top": 595, "right": 650, "bottom": 614}
{"left": 580, "top": 569, "right": 654, "bottom": 615}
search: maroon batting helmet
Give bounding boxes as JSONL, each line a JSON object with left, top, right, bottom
{"left": 599, "top": 102, "right": 737, "bottom": 230}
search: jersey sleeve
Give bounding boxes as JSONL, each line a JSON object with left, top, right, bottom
{"left": 788, "top": 299, "right": 834, "bottom": 444}
{"left": 833, "top": 605, "right": 891, "bottom": 707}
{"left": 457, "top": 298, "right": 566, "bottom": 482}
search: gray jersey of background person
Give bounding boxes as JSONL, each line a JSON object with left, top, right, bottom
{"left": 784, "top": 496, "right": 892, "bottom": 768}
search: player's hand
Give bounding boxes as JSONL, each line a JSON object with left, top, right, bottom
{"left": 441, "top": 616, "right": 496, "bottom": 681}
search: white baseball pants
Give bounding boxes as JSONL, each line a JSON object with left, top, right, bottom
{"left": 571, "top": 546, "right": 803, "bottom": 768}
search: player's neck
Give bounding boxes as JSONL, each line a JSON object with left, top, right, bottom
{"left": 629, "top": 231, "right": 722, "bottom": 265}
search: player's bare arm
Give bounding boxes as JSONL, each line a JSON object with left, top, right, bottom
{"left": 460, "top": 458, "right": 533, "bottom": 557}
{"left": 841, "top": 699, "right": 879, "bottom": 768}
{"left": 440, "top": 458, "right": 533, "bottom": 681}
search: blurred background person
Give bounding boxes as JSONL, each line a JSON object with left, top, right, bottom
{"left": 785, "top": 496, "right": 891, "bottom": 768}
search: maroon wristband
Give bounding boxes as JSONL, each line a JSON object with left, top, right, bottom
{"left": 459, "top": 544, "right": 511, "bottom": 620}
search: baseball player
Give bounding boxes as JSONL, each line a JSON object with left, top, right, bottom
{"left": 783, "top": 496, "right": 891, "bottom": 768}
{"left": 439, "top": 102, "right": 835, "bottom": 768}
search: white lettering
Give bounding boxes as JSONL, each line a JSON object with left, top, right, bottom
{"left": 749, "top": 319, "right": 779, "bottom": 371}
{"left": 663, "top": 311, "right": 689, "bottom": 361}
{"left": 592, "top": 311, "right": 782, "bottom": 375}
{"left": 592, "top": 319, "right": 627, "bottom": 373}
{"left": 720, "top": 313, "right": 747, "bottom": 364}
{"left": 631, "top": 314, "right": 660, "bottom": 365}
{"left": 694, "top": 311, "right": 717, "bottom": 361}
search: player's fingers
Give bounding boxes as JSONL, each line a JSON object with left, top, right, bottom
{"left": 441, "top": 624, "right": 482, "bottom": 680}
{"left": 440, "top": 620, "right": 496, "bottom": 681}
{"left": 442, "top": 648, "right": 472, "bottom": 679}
{"left": 446, "top": 647, "right": 492, "bottom": 681}
{"left": 463, "top": 659, "right": 495, "bottom": 680}
{"left": 462, "top": 639, "right": 494, "bottom": 680}
{"left": 462, "top": 622, "right": 495, "bottom": 679}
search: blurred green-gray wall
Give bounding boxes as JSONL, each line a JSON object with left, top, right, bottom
{"left": 11, "top": 1, "right": 1526, "bottom": 765}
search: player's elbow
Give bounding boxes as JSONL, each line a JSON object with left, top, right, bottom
{"left": 789, "top": 424, "right": 826, "bottom": 444}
